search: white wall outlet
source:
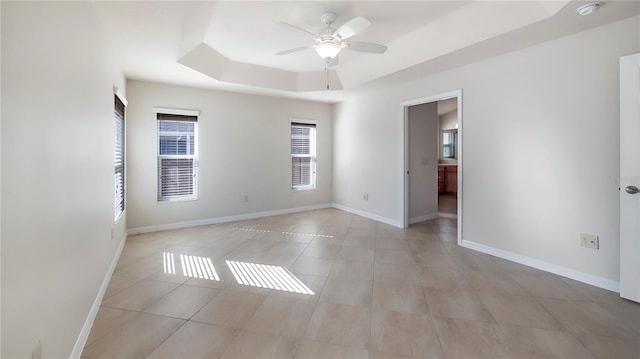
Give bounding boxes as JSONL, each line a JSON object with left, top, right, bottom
{"left": 363, "top": 193, "right": 369, "bottom": 201}
{"left": 243, "top": 195, "right": 249, "bottom": 203}
{"left": 32, "top": 340, "right": 42, "bottom": 359}
{"left": 580, "top": 233, "right": 599, "bottom": 249}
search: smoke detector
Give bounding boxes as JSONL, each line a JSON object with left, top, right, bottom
{"left": 577, "top": 2, "right": 601, "bottom": 16}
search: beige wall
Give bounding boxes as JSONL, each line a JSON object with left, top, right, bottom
{"left": 334, "top": 16, "right": 640, "bottom": 286}
{"left": 126, "top": 80, "right": 333, "bottom": 231}
{"left": 1, "top": 2, "right": 126, "bottom": 357}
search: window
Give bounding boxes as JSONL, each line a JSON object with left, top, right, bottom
{"left": 442, "top": 129, "right": 457, "bottom": 159}
{"left": 291, "top": 122, "right": 316, "bottom": 190}
{"left": 114, "top": 94, "right": 126, "bottom": 221}
{"left": 157, "top": 112, "right": 199, "bottom": 201}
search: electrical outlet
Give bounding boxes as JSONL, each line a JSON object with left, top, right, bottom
{"left": 32, "top": 340, "right": 42, "bottom": 359}
{"left": 363, "top": 193, "right": 369, "bottom": 201}
{"left": 243, "top": 195, "right": 249, "bottom": 203}
{"left": 580, "top": 233, "right": 599, "bottom": 249}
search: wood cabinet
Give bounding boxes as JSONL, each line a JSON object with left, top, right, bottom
{"left": 438, "top": 165, "right": 457, "bottom": 195}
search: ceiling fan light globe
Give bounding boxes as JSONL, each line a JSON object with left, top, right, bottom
{"left": 314, "top": 43, "right": 342, "bottom": 59}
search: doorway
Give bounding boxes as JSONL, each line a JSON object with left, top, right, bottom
{"left": 402, "top": 90, "right": 462, "bottom": 245}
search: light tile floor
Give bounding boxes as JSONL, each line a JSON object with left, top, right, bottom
{"left": 82, "top": 208, "right": 640, "bottom": 359}
{"left": 438, "top": 194, "right": 457, "bottom": 215}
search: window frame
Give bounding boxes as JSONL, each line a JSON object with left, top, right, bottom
{"left": 290, "top": 121, "right": 317, "bottom": 191}
{"left": 154, "top": 107, "right": 200, "bottom": 202}
{"left": 114, "top": 90, "right": 127, "bottom": 222}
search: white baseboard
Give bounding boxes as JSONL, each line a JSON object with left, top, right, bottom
{"left": 460, "top": 239, "right": 620, "bottom": 292}
{"left": 438, "top": 212, "right": 458, "bottom": 219}
{"left": 409, "top": 213, "right": 439, "bottom": 224}
{"left": 128, "top": 203, "right": 332, "bottom": 235}
{"left": 70, "top": 232, "right": 127, "bottom": 359}
{"left": 331, "top": 203, "right": 402, "bottom": 228}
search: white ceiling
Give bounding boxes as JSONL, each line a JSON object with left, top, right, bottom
{"left": 90, "top": 1, "right": 640, "bottom": 103}
{"left": 202, "top": 1, "right": 470, "bottom": 73}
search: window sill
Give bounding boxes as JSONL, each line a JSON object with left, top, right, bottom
{"left": 158, "top": 196, "right": 199, "bottom": 203}
{"left": 292, "top": 187, "right": 316, "bottom": 192}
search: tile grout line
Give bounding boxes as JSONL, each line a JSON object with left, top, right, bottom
{"left": 142, "top": 317, "right": 188, "bottom": 359}
{"left": 424, "top": 233, "right": 450, "bottom": 358}
{"left": 367, "top": 224, "right": 377, "bottom": 357}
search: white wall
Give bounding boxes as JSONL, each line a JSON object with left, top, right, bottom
{"left": 333, "top": 92, "right": 404, "bottom": 225}
{"left": 1, "top": 2, "right": 126, "bottom": 357}
{"left": 408, "top": 103, "right": 439, "bottom": 222}
{"left": 333, "top": 16, "right": 640, "bottom": 285}
{"left": 126, "top": 80, "right": 333, "bottom": 231}
{"left": 440, "top": 109, "right": 458, "bottom": 131}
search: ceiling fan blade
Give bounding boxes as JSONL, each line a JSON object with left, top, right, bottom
{"left": 333, "top": 16, "right": 370, "bottom": 40}
{"left": 345, "top": 41, "right": 388, "bottom": 54}
{"left": 277, "top": 22, "right": 319, "bottom": 39}
{"left": 276, "top": 45, "right": 313, "bottom": 56}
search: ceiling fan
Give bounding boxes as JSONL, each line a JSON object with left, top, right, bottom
{"left": 276, "top": 12, "right": 388, "bottom": 68}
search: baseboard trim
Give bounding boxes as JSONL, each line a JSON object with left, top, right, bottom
{"left": 438, "top": 212, "right": 458, "bottom": 219}
{"left": 70, "top": 231, "right": 128, "bottom": 358}
{"left": 331, "top": 203, "right": 402, "bottom": 228}
{"left": 127, "top": 203, "right": 333, "bottom": 235}
{"left": 460, "top": 239, "right": 620, "bottom": 292}
{"left": 409, "top": 213, "right": 439, "bottom": 224}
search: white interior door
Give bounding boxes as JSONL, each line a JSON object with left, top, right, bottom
{"left": 619, "top": 53, "right": 640, "bottom": 302}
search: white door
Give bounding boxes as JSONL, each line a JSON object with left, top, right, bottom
{"left": 620, "top": 53, "right": 640, "bottom": 302}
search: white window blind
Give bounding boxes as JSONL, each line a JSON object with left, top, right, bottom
{"left": 291, "top": 122, "right": 316, "bottom": 190}
{"left": 114, "top": 96, "right": 125, "bottom": 221}
{"left": 442, "top": 131, "right": 457, "bottom": 158}
{"left": 157, "top": 113, "right": 199, "bottom": 201}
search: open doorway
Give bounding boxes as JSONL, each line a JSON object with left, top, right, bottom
{"left": 402, "top": 90, "right": 462, "bottom": 245}
{"left": 437, "top": 98, "right": 459, "bottom": 219}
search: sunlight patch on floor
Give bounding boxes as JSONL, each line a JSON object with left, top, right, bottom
{"left": 232, "top": 227, "right": 334, "bottom": 238}
{"left": 226, "top": 260, "right": 315, "bottom": 295}
{"left": 162, "top": 252, "right": 220, "bottom": 281}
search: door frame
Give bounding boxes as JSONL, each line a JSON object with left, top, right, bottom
{"left": 402, "top": 89, "right": 463, "bottom": 245}
{"left": 619, "top": 53, "right": 640, "bottom": 302}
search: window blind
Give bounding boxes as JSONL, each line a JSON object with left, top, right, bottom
{"left": 442, "top": 131, "right": 456, "bottom": 158}
{"left": 157, "top": 113, "right": 198, "bottom": 201}
{"left": 114, "top": 96, "right": 125, "bottom": 221}
{"left": 291, "top": 123, "right": 316, "bottom": 189}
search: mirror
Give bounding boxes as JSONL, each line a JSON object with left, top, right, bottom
{"left": 442, "top": 130, "right": 458, "bottom": 159}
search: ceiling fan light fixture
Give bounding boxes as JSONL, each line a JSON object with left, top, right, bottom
{"left": 314, "top": 42, "right": 343, "bottom": 59}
